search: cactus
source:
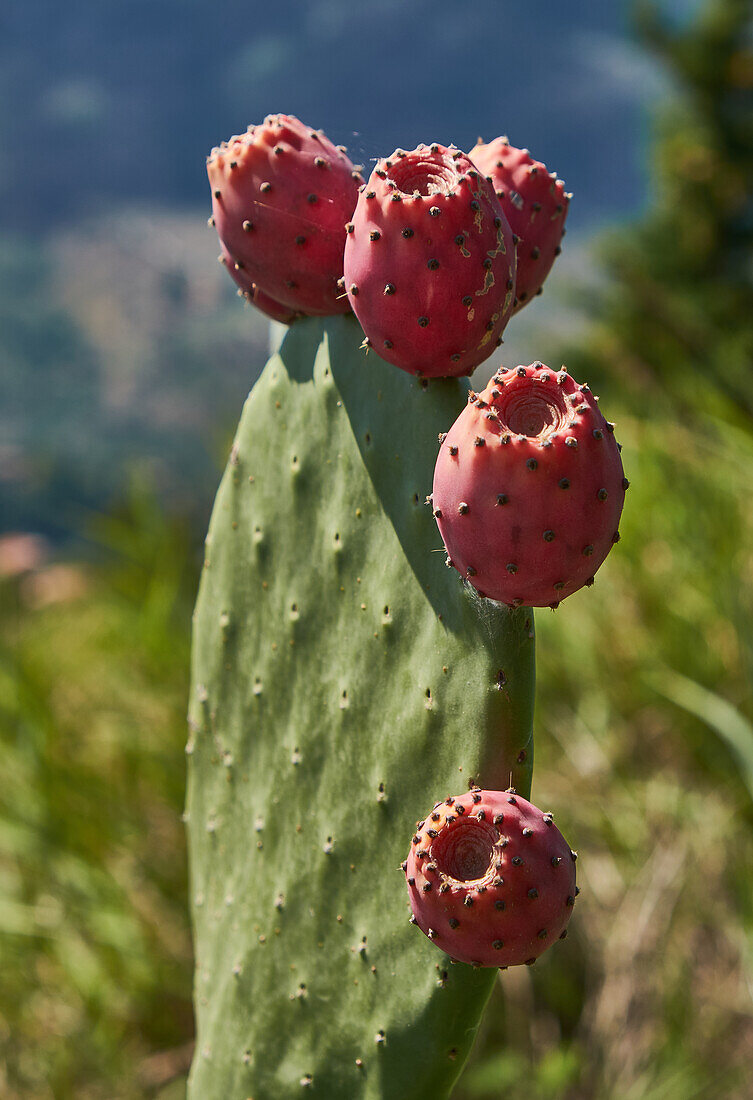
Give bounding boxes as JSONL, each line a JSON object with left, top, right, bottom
{"left": 186, "top": 313, "right": 536, "bottom": 1098}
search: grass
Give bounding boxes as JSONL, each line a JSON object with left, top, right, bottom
{"left": 0, "top": 489, "right": 195, "bottom": 1099}
{"left": 453, "top": 357, "right": 753, "bottom": 1095}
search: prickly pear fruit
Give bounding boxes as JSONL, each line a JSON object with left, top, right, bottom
{"left": 432, "top": 362, "right": 626, "bottom": 607}
{"left": 405, "top": 788, "right": 576, "bottom": 968}
{"left": 245, "top": 283, "right": 301, "bottom": 324}
{"left": 218, "top": 241, "right": 301, "bottom": 323}
{"left": 470, "top": 138, "right": 569, "bottom": 313}
{"left": 343, "top": 143, "right": 516, "bottom": 377}
{"left": 207, "top": 114, "right": 363, "bottom": 315}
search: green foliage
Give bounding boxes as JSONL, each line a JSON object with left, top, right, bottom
{"left": 457, "top": 406, "right": 753, "bottom": 1098}
{"left": 579, "top": 0, "right": 753, "bottom": 429}
{"left": 0, "top": 489, "right": 195, "bottom": 1099}
{"left": 186, "top": 316, "right": 536, "bottom": 1099}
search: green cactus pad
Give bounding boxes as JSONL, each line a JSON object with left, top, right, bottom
{"left": 186, "top": 315, "right": 536, "bottom": 1099}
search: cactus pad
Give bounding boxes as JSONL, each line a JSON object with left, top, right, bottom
{"left": 186, "top": 315, "right": 536, "bottom": 1099}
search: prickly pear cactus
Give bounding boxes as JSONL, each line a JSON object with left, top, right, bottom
{"left": 186, "top": 314, "right": 536, "bottom": 1099}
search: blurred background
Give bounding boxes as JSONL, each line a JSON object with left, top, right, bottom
{"left": 1, "top": 0, "right": 752, "bottom": 1096}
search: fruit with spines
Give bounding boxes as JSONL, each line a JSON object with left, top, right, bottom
{"left": 405, "top": 788, "right": 576, "bottom": 967}
{"left": 219, "top": 242, "right": 301, "bottom": 323}
{"left": 432, "top": 362, "right": 626, "bottom": 606}
{"left": 343, "top": 143, "right": 517, "bottom": 377}
{"left": 207, "top": 113, "right": 363, "bottom": 316}
{"left": 245, "top": 282, "right": 301, "bottom": 324}
{"left": 470, "top": 137, "right": 569, "bottom": 312}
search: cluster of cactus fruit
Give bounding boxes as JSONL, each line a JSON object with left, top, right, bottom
{"left": 207, "top": 114, "right": 625, "bottom": 614}
{"left": 207, "top": 116, "right": 571, "bottom": 373}
{"left": 191, "top": 112, "right": 626, "bottom": 1095}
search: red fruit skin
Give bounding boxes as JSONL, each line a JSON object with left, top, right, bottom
{"left": 405, "top": 789, "right": 576, "bottom": 968}
{"left": 432, "top": 363, "right": 626, "bottom": 607}
{"left": 470, "top": 138, "right": 569, "bottom": 313}
{"left": 247, "top": 283, "right": 301, "bottom": 324}
{"left": 343, "top": 144, "right": 516, "bottom": 377}
{"left": 219, "top": 241, "right": 301, "bottom": 323}
{"left": 207, "top": 114, "right": 363, "bottom": 315}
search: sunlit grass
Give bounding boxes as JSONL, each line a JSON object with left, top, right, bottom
{"left": 455, "top": 394, "right": 753, "bottom": 1098}
{"left": 0, "top": 492, "right": 196, "bottom": 1099}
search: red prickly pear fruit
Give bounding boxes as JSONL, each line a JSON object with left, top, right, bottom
{"left": 207, "top": 114, "right": 364, "bottom": 316}
{"left": 247, "top": 283, "right": 302, "bottom": 325}
{"left": 432, "top": 362, "right": 626, "bottom": 607}
{"left": 343, "top": 143, "right": 516, "bottom": 378}
{"left": 219, "top": 242, "right": 301, "bottom": 323}
{"left": 470, "top": 137, "right": 569, "bottom": 313}
{"left": 405, "top": 788, "right": 577, "bottom": 968}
